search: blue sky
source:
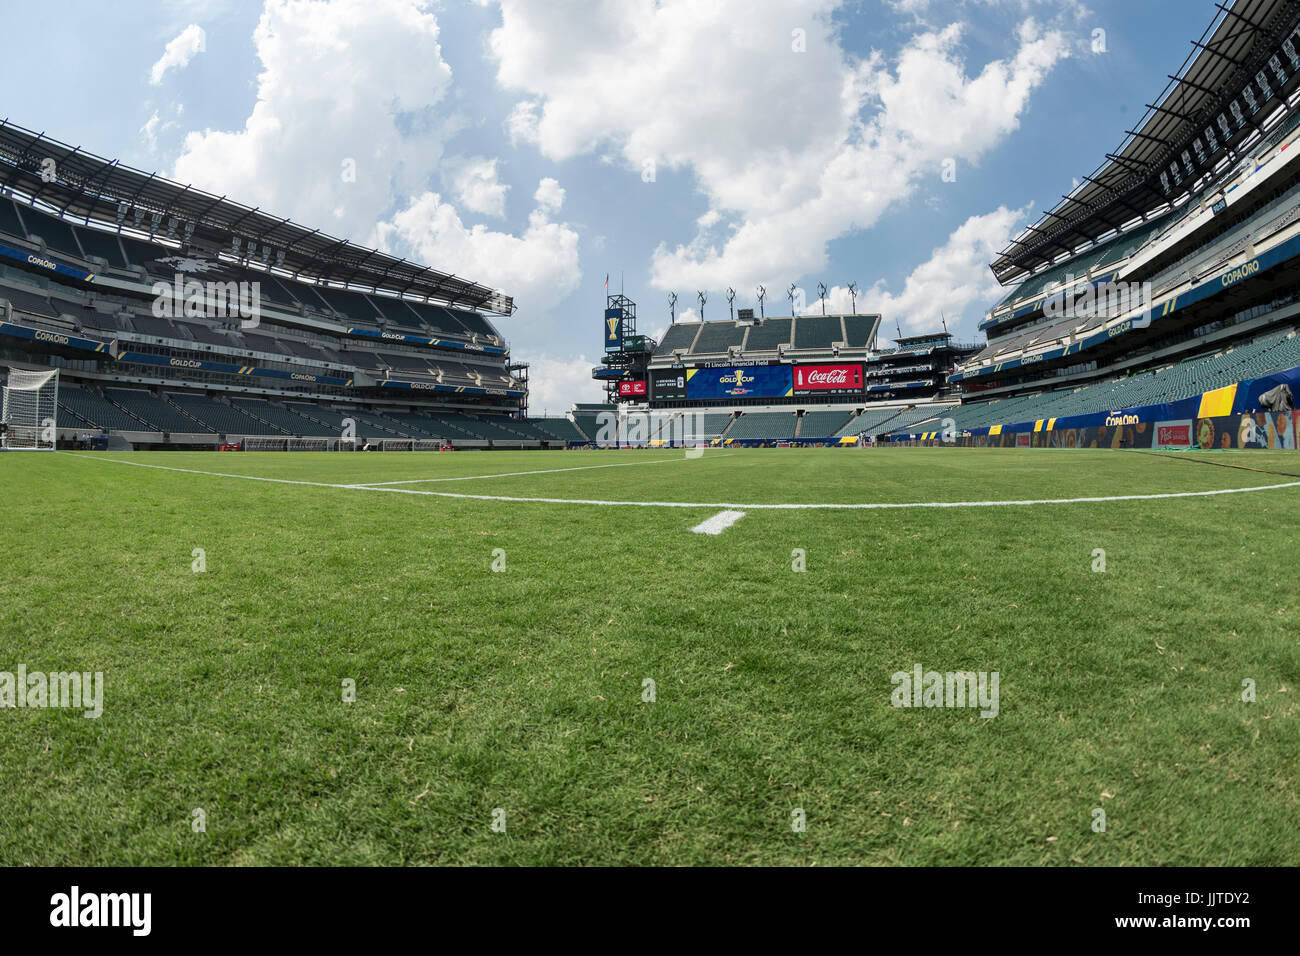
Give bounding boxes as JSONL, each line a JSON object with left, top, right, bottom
{"left": 0, "top": 0, "right": 1200, "bottom": 413}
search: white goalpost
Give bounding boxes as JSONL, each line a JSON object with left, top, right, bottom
{"left": 1, "top": 367, "right": 59, "bottom": 451}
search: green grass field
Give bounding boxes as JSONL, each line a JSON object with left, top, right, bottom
{"left": 1, "top": 447, "right": 1296, "bottom": 865}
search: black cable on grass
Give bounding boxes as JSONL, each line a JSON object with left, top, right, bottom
{"left": 1131, "top": 449, "right": 1300, "bottom": 480}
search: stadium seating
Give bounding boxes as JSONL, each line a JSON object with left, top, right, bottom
{"left": 842, "top": 315, "right": 876, "bottom": 348}
{"left": 530, "top": 417, "right": 585, "bottom": 442}
{"left": 653, "top": 324, "right": 700, "bottom": 356}
{"left": 228, "top": 397, "right": 330, "bottom": 435}
{"left": 798, "top": 409, "right": 855, "bottom": 437}
{"left": 0, "top": 199, "right": 27, "bottom": 240}
{"left": 908, "top": 330, "right": 1300, "bottom": 434}
{"left": 25, "top": 214, "right": 81, "bottom": 260}
{"left": 743, "top": 318, "right": 792, "bottom": 351}
{"left": 692, "top": 321, "right": 745, "bottom": 353}
{"left": 837, "top": 404, "right": 953, "bottom": 437}
{"left": 131, "top": 315, "right": 180, "bottom": 338}
{"left": 1, "top": 284, "right": 58, "bottom": 318}
{"left": 794, "top": 315, "right": 842, "bottom": 349}
{"left": 162, "top": 392, "right": 275, "bottom": 434}
{"left": 58, "top": 385, "right": 155, "bottom": 432}
{"left": 572, "top": 404, "right": 615, "bottom": 440}
{"left": 104, "top": 388, "right": 213, "bottom": 433}
{"left": 698, "top": 411, "right": 737, "bottom": 439}
{"left": 726, "top": 411, "right": 798, "bottom": 440}
{"left": 74, "top": 226, "right": 128, "bottom": 268}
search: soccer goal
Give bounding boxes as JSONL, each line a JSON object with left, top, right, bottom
{"left": 240, "top": 437, "right": 288, "bottom": 451}
{"left": 1, "top": 366, "right": 59, "bottom": 451}
{"left": 288, "top": 437, "right": 333, "bottom": 451}
{"left": 378, "top": 438, "right": 443, "bottom": 451}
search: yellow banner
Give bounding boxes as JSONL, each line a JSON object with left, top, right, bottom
{"left": 1197, "top": 384, "right": 1238, "bottom": 419}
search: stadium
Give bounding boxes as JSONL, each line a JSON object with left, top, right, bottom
{"left": 1, "top": 0, "right": 1297, "bottom": 883}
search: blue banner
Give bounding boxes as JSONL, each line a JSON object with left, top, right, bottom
{"left": 0, "top": 321, "right": 109, "bottom": 352}
{"left": 115, "top": 350, "right": 352, "bottom": 386}
{"left": 377, "top": 378, "right": 523, "bottom": 397}
{"left": 686, "top": 364, "right": 792, "bottom": 400}
{"left": 343, "top": 325, "right": 506, "bottom": 355}
{"left": 604, "top": 308, "right": 623, "bottom": 350}
{"left": 0, "top": 242, "right": 95, "bottom": 282}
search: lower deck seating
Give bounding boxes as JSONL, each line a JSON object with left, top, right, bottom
{"left": 58, "top": 385, "right": 153, "bottom": 431}
{"left": 106, "top": 388, "right": 213, "bottom": 433}
{"left": 229, "top": 398, "right": 332, "bottom": 435}
{"left": 837, "top": 404, "right": 948, "bottom": 437}
{"left": 936, "top": 328, "right": 1300, "bottom": 433}
{"left": 726, "top": 411, "right": 798, "bottom": 440}
{"left": 530, "top": 417, "right": 584, "bottom": 442}
{"left": 164, "top": 392, "right": 277, "bottom": 435}
{"left": 798, "top": 409, "right": 855, "bottom": 437}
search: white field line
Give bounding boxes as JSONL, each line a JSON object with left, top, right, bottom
{"left": 342, "top": 455, "right": 721, "bottom": 487}
{"left": 691, "top": 510, "right": 746, "bottom": 534}
{"left": 57, "top": 452, "right": 1300, "bottom": 510}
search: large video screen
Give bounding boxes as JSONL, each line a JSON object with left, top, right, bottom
{"left": 686, "top": 365, "right": 793, "bottom": 401}
{"left": 650, "top": 369, "right": 688, "bottom": 400}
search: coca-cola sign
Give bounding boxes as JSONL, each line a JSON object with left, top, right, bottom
{"left": 793, "top": 363, "right": 863, "bottom": 394}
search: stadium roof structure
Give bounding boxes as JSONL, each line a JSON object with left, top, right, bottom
{"left": 0, "top": 119, "right": 512, "bottom": 315}
{"left": 991, "top": 0, "right": 1300, "bottom": 285}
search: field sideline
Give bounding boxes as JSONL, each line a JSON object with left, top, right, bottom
{"left": 1, "top": 447, "right": 1296, "bottom": 865}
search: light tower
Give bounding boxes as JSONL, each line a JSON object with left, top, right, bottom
{"left": 756, "top": 285, "right": 766, "bottom": 318}
{"left": 697, "top": 290, "right": 707, "bottom": 322}
{"left": 669, "top": 291, "right": 677, "bottom": 324}
{"left": 847, "top": 282, "right": 858, "bottom": 314}
{"left": 786, "top": 283, "right": 797, "bottom": 316}
{"left": 817, "top": 282, "right": 827, "bottom": 315}
{"left": 726, "top": 287, "right": 736, "bottom": 320}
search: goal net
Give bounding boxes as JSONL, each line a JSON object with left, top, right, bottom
{"left": 240, "top": 437, "right": 340, "bottom": 451}
{"left": 288, "top": 437, "right": 332, "bottom": 451}
{"left": 2, "top": 367, "right": 58, "bottom": 451}
{"left": 380, "top": 438, "right": 443, "bottom": 451}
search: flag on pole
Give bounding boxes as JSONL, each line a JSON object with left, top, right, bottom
{"left": 604, "top": 273, "right": 609, "bottom": 292}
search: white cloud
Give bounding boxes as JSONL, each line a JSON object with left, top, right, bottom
{"left": 149, "top": 24, "right": 207, "bottom": 85}
{"left": 140, "top": 112, "right": 163, "bottom": 152}
{"left": 887, "top": 0, "right": 1090, "bottom": 18}
{"left": 164, "top": 0, "right": 590, "bottom": 409}
{"left": 820, "top": 203, "right": 1032, "bottom": 339}
{"left": 485, "top": 0, "right": 1072, "bottom": 292}
{"left": 172, "top": 0, "right": 453, "bottom": 241}
{"left": 516, "top": 354, "right": 607, "bottom": 414}
{"left": 375, "top": 177, "right": 581, "bottom": 317}
{"left": 533, "top": 176, "right": 564, "bottom": 215}
{"left": 505, "top": 100, "right": 540, "bottom": 146}
{"left": 442, "top": 156, "right": 509, "bottom": 218}
{"left": 140, "top": 109, "right": 181, "bottom": 154}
